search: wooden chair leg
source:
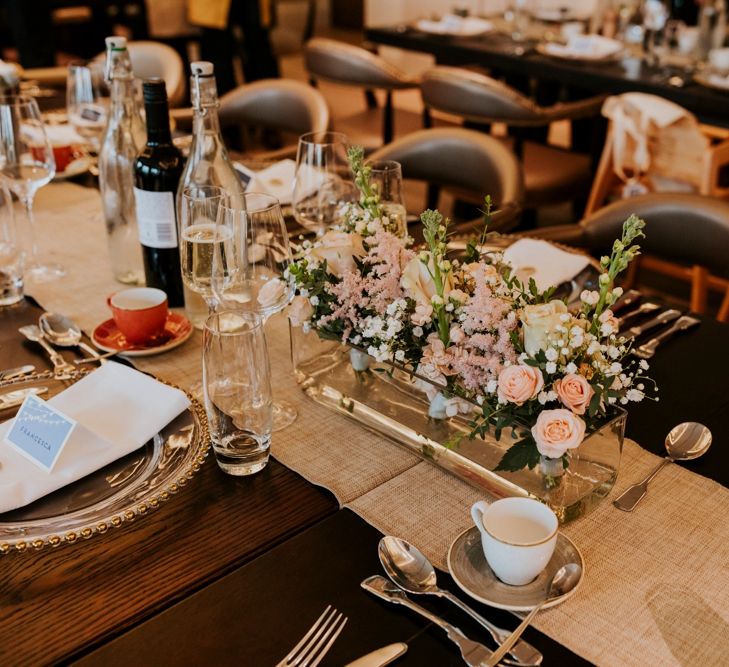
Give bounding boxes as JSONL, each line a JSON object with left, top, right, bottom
{"left": 364, "top": 89, "right": 377, "bottom": 109}
{"left": 691, "top": 265, "right": 709, "bottom": 314}
{"left": 718, "top": 286, "right": 729, "bottom": 323}
{"left": 423, "top": 106, "right": 432, "bottom": 129}
{"left": 383, "top": 90, "right": 394, "bottom": 145}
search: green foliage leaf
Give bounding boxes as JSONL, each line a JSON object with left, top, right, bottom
{"left": 494, "top": 436, "right": 541, "bottom": 472}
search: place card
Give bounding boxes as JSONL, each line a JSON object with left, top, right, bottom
{"left": 4, "top": 393, "right": 76, "bottom": 472}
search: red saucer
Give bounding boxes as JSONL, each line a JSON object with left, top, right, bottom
{"left": 92, "top": 312, "right": 194, "bottom": 357}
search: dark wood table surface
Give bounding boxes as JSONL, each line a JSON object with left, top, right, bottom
{"left": 1, "top": 295, "right": 727, "bottom": 665}
{"left": 365, "top": 26, "right": 729, "bottom": 129}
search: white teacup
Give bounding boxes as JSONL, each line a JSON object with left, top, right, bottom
{"left": 561, "top": 22, "right": 584, "bottom": 42}
{"left": 710, "top": 47, "right": 729, "bottom": 73}
{"left": 471, "top": 498, "right": 558, "bottom": 586}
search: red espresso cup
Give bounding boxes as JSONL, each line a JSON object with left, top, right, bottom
{"left": 107, "top": 288, "right": 169, "bottom": 345}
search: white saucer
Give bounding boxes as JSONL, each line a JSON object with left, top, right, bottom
{"left": 447, "top": 525, "right": 584, "bottom": 612}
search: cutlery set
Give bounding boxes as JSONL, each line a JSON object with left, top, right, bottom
{"left": 612, "top": 290, "right": 700, "bottom": 358}
{"left": 12, "top": 313, "right": 109, "bottom": 380}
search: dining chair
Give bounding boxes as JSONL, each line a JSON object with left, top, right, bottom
{"left": 214, "top": 78, "right": 330, "bottom": 158}
{"left": 527, "top": 193, "right": 729, "bottom": 320}
{"left": 585, "top": 92, "right": 729, "bottom": 215}
{"left": 368, "top": 127, "right": 524, "bottom": 232}
{"left": 420, "top": 66, "right": 605, "bottom": 219}
{"left": 304, "top": 37, "right": 420, "bottom": 145}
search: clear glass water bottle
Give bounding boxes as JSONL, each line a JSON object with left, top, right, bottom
{"left": 98, "top": 36, "right": 146, "bottom": 285}
{"left": 177, "top": 61, "right": 244, "bottom": 327}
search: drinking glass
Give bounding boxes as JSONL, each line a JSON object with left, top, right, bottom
{"left": 67, "top": 61, "right": 109, "bottom": 165}
{"left": 0, "top": 95, "right": 61, "bottom": 282}
{"left": 212, "top": 192, "right": 297, "bottom": 430}
{"left": 203, "top": 310, "right": 272, "bottom": 476}
{"left": 0, "top": 184, "right": 22, "bottom": 306}
{"left": 292, "top": 131, "right": 356, "bottom": 236}
{"left": 367, "top": 159, "right": 407, "bottom": 237}
{"left": 179, "top": 185, "right": 228, "bottom": 313}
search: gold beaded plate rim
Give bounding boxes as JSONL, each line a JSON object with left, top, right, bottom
{"left": 0, "top": 370, "right": 210, "bottom": 554}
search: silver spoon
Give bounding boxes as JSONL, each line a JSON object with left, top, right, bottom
{"left": 18, "top": 325, "right": 76, "bottom": 377}
{"left": 486, "top": 564, "right": 582, "bottom": 667}
{"left": 378, "top": 536, "right": 542, "bottom": 667}
{"left": 613, "top": 422, "right": 712, "bottom": 512}
{"left": 39, "top": 312, "right": 107, "bottom": 363}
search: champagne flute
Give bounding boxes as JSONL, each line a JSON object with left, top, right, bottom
{"left": 292, "top": 131, "right": 356, "bottom": 236}
{"left": 367, "top": 159, "right": 407, "bottom": 237}
{"left": 179, "top": 185, "right": 229, "bottom": 312}
{"left": 0, "top": 95, "right": 62, "bottom": 282}
{"left": 67, "top": 61, "right": 109, "bottom": 172}
{"left": 212, "top": 192, "right": 297, "bottom": 430}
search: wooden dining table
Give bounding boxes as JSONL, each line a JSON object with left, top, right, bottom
{"left": 0, "top": 179, "right": 728, "bottom": 666}
{"left": 365, "top": 24, "right": 729, "bottom": 129}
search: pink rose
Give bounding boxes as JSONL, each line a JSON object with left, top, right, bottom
{"left": 531, "top": 409, "right": 586, "bottom": 459}
{"left": 497, "top": 364, "right": 544, "bottom": 405}
{"left": 554, "top": 373, "right": 594, "bottom": 415}
{"left": 288, "top": 295, "right": 314, "bottom": 326}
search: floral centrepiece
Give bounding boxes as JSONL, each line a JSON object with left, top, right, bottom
{"left": 288, "top": 147, "right": 654, "bottom": 474}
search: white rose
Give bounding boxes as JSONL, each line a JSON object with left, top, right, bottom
{"left": 521, "top": 300, "right": 569, "bottom": 355}
{"left": 288, "top": 294, "right": 314, "bottom": 326}
{"left": 257, "top": 278, "right": 287, "bottom": 308}
{"left": 309, "top": 230, "right": 366, "bottom": 277}
{"left": 401, "top": 253, "right": 453, "bottom": 307}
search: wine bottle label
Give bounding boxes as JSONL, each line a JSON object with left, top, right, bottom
{"left": 134, "top": 188, "right": 178, "bottom": 249}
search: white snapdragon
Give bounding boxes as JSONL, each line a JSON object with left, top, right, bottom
{"left": 580, "top": 290, "right": 599, "bottom": 305}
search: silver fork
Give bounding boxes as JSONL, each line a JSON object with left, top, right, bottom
{"left": 276, "top": 605, "right": 348, "bottom": 667}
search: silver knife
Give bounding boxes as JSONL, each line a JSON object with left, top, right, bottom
{"left": 345, "top": 643, "right": 408, "bottom": 667}
{"left": 624, "top": 309, "right": 681, "bottom": 339}
{"left": 0, "top": 364, "right": 35, "bottom": 381}
{"left": 0, "top": 386, "right": 48, "bottom": 409}
{"left": 362, "top": 576, "right": 493, "bottom": 667}
{"left": 634, "top": 316, "right": 700, "bottom": 359}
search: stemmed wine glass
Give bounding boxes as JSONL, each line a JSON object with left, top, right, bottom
{"left": 211, "top": 192, "right": 297, "bottom": 431}
{"left": 292, "top": 131, "right": 356, "bottom": 237}
{"left": 0, "top": 95, "right": 62, "bottom": 282}
{"left": 367, "top": 159, "right": 407, "bottom": 237}
{"left": 67, "top": 61, "right": 109, "bottom": 173}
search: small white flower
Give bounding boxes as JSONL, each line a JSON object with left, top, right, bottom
{"left": 545, "top": 348, "right": 558, "bottom": 362}
{"left": 537, "top": 391, "right": 548, "bottom": 405}
{"left": 299, "top": 288, "right": 309, "bottom": 298}
{"left": 413, "top": 326, "right": 423, "bottom": 338}
{"left": 580, "top": 290, "right": 599, "bottom": 306}
{"left": 565, "top": 362, "right": 577, "bottom": 374}
{"left": 486, "top": 379, "right": 498, "bottom": 394}
{"left": 639, "top": 359, "right": 649, "bottom": 370}
{"left": 309, "top": 295, "right": 319, "bottom": 306}
{"left": 545, "top": 361, "right": 557, "bottom": 374}
{"left": 395, "top": 349, "right": 405, "bottom": 362}
{"left": 445, "top": 303, "right": 454, "bottom": 312}
{"left": 561, "top": 348, "right": 569, "bottom": 356}
{"left": 476, "top": 395, "right": 484, "bottom": 405}
{"left": 559, "top": 313, "right": 571, "bottom": 322}
{"left": 609, "top": 362, "right": 622, "bottom": 375}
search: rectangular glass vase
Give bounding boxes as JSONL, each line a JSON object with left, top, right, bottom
{"left": 291, "top": 326, "right": 626, "bottom": 524}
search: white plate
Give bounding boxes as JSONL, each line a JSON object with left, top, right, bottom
{"left": 447, "top": 525, "right": 584, "bottom": 612}
{"left": 415, "top": 16, "right": 493, "bottom": 37}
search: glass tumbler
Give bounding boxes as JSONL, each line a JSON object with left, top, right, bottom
{"left": 203, "top": 311, "right": 272, "bottom": 476}
{"left": 367, "top": 159, "right": 407, "bottom": 237}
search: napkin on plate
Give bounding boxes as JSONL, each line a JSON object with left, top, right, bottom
{"left": 415, "top": 15, "right": 493, "bottom": 37}
{"left": 0, "top": 362, "right": 190, "bottom": 513}
{"left": 502, "top": 238, "right": 591, "bottom": 292}
{"left": 544, "top": 34, "right": 623, "bottom": 60}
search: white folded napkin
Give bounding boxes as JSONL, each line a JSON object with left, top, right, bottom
{"left": 416, "top": 15, "right": 493, "bottom": 37}
{"left": 544, "top": 35, "right": 622, "bottom": 60}
{"left": 503, "top": 238, "right": 591, "bottom": 292}
{"left": 0, "top": 362, "right": 190, "bottom": 513}
{"left": 248, "top": 159, "right": 297, "bottom": 205}
{"left": 707, "top": 72, "right": 729, "bottom": 90}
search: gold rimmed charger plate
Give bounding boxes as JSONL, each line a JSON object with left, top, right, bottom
{"left": 447, "top": 526, "right": 584, "bottom": 611}
{"left": 0, "top": 370, "right": 209, "bottom": 553}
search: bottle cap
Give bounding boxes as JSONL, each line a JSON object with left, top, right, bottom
{"left": 142, "top": 78, "right": 168, "bottom": 104}
{"left": 190, "top": 61, "right": 214, "bottom": 77}
{"left": 105, "top": 36, "right": 127, "bottom": 50}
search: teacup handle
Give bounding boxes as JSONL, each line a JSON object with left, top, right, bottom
{"left": 106, "top": 293, "right": 116, "bottom": 309}
{"left": 470, "top": 500, "right": 490, "bottom": 534}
